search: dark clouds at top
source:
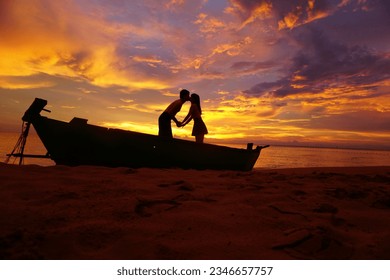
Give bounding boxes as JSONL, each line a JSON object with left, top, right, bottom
{"left": 234, "top": 0, "right": 390, "bottom": 98}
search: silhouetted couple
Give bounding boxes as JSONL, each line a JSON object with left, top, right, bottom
{"left": 158, "top": 89, "right": 208, "bottom": 143}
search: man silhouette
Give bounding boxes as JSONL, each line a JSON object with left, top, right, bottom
{"left": 158, "top": 89, "right": 190, "bottom": 138}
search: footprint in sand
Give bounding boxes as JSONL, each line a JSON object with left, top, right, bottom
{"left": 272, "top": 227, "right": 354, "bottom": 259}
{"left": 158, "top": 180, "right": 194, "bottom": 191}
{"left": 325, "top": 187, "right": 369, "bottom": 200}
{"left": 135, "top": 199, "right": 181, "bottom": 217}
{"left": 313, "top": 203, "right": 338, "bottom": 214}
{"left": 371, "top": 195, "right": 390, "bottom": 209}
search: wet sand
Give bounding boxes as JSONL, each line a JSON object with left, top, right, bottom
{"left": 0, "top": 163, "right": 389, "bottom": 259}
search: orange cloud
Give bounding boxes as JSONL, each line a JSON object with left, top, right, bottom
{"left": 132, "top": 56, "right": 163, "bottom": 64}
{"left": 195, "top": 13, "right": 226, "bottom": 34}
{"left": 278, "top": 0, "right": 331, "bottom": 30}
{"left": 0, "top": 75, "right": 55, "bottom": 89}
{"left": 239, "top": 1, "right": 272, "bottom": 29}
{"left": 278, "top": 11, "right": 300, "bottom": 30}
{"left": 211, "top": 37, "right": 253, "bottom": 56}
{"left": 0, "top": 0, "right": 169, "bottom": 90}
{"left": 226, "top": 0, "right": 273, "bottom": 29}
{"left": 118, "top": 98, "right": 165, "bottom": 114}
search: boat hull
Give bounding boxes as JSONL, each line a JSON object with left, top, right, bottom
{"left": 32, "top": 116, "right": 261, "bottom": 171}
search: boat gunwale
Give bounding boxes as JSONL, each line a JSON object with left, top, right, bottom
{"left": 37, "top": 115, "right": 260, "bottom": 154}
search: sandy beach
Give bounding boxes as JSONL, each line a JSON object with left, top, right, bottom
{"left": 0, "top": 163, "right": 389, "bottom": 260}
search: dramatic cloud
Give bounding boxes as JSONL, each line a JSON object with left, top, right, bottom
{"left": 227, "top": 0, "right": 273, "bottom": 29}
{"left": 1, "top": 0, "right": 389, "bottom": 148}
{"left": 0, "top": 0, "right": 172, "bottom": 89}
{"left": 245, "top": 28, "right": 390, "bottom": 97}
{"left": 275, "top": 0, "right": 333, "bottom": 30}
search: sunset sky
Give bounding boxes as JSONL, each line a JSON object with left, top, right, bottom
{"left": 1, "top": 0, "right": 389, "bottom": 149}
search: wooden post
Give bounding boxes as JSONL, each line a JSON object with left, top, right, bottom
{"left": 247, "top": 143, "right": 253, "bottom": 150}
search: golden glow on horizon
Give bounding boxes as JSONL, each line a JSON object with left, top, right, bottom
{"left": 0, "top": 78, "right": 55, "bottom": 90}
{"left": 100, "top": 121, "right": 158, "bottom": 135}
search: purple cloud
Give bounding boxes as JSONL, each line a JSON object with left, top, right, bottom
{"left": 230, "top": 60, "right": 278, "bottom": 74}
{"left": 244, "top": 28, "right": 390, "bottom": 97}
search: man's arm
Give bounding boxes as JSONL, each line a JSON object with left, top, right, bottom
{"left": 172, "top": 116, "right": 181, "bottom": 127}
{"left": 181, "top": 106, "right": 194, "bottom": 127}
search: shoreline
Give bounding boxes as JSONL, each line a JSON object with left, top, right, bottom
{"left": 1, "top": 163, "right": 389, "bottom": 260}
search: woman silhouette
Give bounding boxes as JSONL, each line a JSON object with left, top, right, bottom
{"left": 181, "top": 93, "right": 208, "bottom": 143}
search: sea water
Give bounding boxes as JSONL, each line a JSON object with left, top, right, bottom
{"left": 1, "top": 131, "right": 389, "bottom": 169}
{"left": 254, "top": 145, "right": 390, "bottom": 169}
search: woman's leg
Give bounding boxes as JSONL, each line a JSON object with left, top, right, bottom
{"left": 195, "top": 134, "right": 204, "bottom": 143}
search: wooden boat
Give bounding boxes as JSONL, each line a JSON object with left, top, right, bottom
{"left": 10, "top": 98, "right": 268, "bottom": 171}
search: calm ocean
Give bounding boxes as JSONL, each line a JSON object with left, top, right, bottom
{"left": 1, "top": 131, "right": 389, "bottom": 169}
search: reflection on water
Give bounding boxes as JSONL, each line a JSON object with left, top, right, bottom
{"left": 255, "top": 145, "right": 390, "bottom": 169}
{"left": 1, "top": 132, "right": 389, "bottom": 169}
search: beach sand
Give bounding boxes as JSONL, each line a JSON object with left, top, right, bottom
{"left": 0, "top": 163, "right": 389, "bottom": 260}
